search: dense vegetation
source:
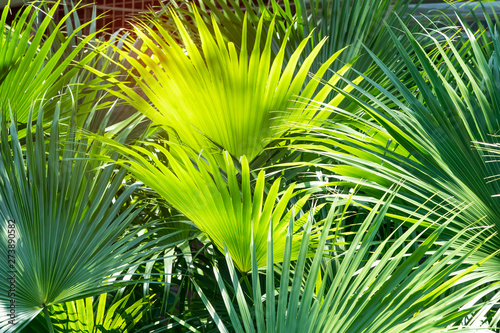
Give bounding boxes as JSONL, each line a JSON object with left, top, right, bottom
{"left": 2, "top": 0, "right": 500, "bottom": 331}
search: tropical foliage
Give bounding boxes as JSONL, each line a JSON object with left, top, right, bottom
{"left": 193, "top": 193, "right": 499, "bottom": 332}
{"left": 0, "top": 1, "right": 102, "bottom": 123}
{"left": 290, "top": 6, "right": 500, "bottom": 277}
{"left": 1, "top": 0, "right": 500, "bottom": 332}
{"left": 89, "top": 6, "right": 356, "bottom": 161}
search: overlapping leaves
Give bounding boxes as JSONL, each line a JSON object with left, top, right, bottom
{"left": 0, "top": 1, "right": 104, "bottom": 123}
{"left": 187, "top": 191, "right": 500, "bottom": 332}
{"left": 92, "top": 136, "right": 324, "bottom": 273}
{"left": 290, "top": 7, "right": 500, "bottom": 273}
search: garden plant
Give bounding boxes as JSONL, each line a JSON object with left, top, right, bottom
{"left": 2, "top": 0, "right": 500, "bottom": 332}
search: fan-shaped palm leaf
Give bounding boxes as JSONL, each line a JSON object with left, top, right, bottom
{"left": 26, "top": 291, "right": 152, "bottom": 332}
{"left": 89, "top": 7, "right": 353, "bottom": 161}
{"left": 0, "top": 103, "right": 179, "bottom": 331}
{"left": 0, "top": 1, "right": 104, "bottom": 123}
{"left": 154, "top": 0, "right": 429, "bottom": 102}
{"left": 54, "top": 293, "right": 151, "bottom": 332}
{"left": 92, "top": 135, "right": 326, "bottom": 273}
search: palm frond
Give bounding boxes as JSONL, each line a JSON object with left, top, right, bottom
{"left": 91, "top": 134, "right": 335, "bottom": 273}
{"left": 88, "top": 7, "right": 353, "bottom": 161}
{"left": 192, "top": 190, "right": 500, "bottom": 332}
{"left": 26, "top": 291, "right": 152, "bottom": 332}
{"left": 288, "top": 6, "right": 500, "bottom": 272}
{"left": 0, "top": 101, "right": 179, "bottom": 331}
{"left": 0, "top": 1, "right": 105, "bottom": 123}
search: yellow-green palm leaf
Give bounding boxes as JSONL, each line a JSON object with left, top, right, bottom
{"left": 94, "top": 7, "right": 350, "bottom": 161}
{"left": 0, "top": 1, "right": 102, "bottom": 122}
{"left": 99, "top": 138, "right": 315, "bottom": 273}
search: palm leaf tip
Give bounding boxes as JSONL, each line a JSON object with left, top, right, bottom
{"left": 197, "top": 189, "right": 499, "bottom": 332}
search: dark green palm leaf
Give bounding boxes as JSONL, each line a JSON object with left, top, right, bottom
{"left": 0, "top": 102, "right": 180, "bottom": 331}
{"left": 188, "top": 190, "right": 500, "bottom": 332}
{"left": 289, "top": 6, "right": 500, "bottom": 274}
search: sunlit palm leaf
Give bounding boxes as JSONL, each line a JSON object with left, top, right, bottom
{"left": 155, "top": 0, "right": 428, "bottom": 102}
{"left": 26, "top": 292, "right": 152, "bottom": 332}
{"left": 92, "top": 135, "right": 326, "bottom": 273}
{"left": 54, "top": 293, "right": 151, "bottom": 332}
{"left": 89, "top": 7, "right": 352, "bottom": 161}
{"left": 0, "top": 1, "right": 104, "bottom": 123}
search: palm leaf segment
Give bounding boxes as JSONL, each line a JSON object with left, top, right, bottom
{"left": 40, "top": 292, "right": 152, "bottom": 332}
{"left": 99, "top": 7, "right": 350, "bottom": 161}
{"left": 192, "top": 192, "right": 500, "bottom": 333}
{"left": 293, "top": 10, "right": 500, "bottom": 271}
